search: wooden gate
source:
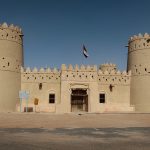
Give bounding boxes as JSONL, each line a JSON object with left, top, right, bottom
{"left": 71, "top": 89, "right": 88, "bottom": 112}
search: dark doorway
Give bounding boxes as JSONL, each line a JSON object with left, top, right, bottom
{"left": 71, "top": 89, "right": 88, "bottom": 112}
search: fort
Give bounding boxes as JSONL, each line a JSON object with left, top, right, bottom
{"left": 0, "top": 22, "right": 150, "bottom": 113}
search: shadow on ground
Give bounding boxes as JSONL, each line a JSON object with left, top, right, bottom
{"left": 0, "top": 127, "right": 150, "bottom": 150}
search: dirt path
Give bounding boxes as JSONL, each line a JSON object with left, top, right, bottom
{"left": 0, "top": 113, "right": 149, "bottom": 128}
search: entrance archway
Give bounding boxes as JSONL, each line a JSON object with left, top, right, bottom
{"left": 71, "top": 89, "right": 88, "bottom": 112}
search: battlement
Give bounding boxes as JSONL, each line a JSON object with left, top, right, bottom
{"left": 21, "top": 67, "right": 60, "bottom": 73}
{"left": 61, "top": 64, "right": 98, "bottom": 82}
{"left": 98, "top": 69, "right": 131, "bottom": 76}
{"left": 21, "top": 67, "right": 60, "bottom": 83}
{"left": 98, "top": 69, "right": 131, "bottom": 85}
{"left": 0, "top": 22, "right": 23, "bottom": 45}
{"left": 21, "top": 65, "right": 131, "bottom": 84}
{"left": 129, "top": 33, "right": 150, "bottom": 43}
{"left": 61, "top": 64, "right": 97, "bottom": 72}
{"left": 0, "top": 22, "right": 22, "bottom": 33}
{"left": 100, "top": 63, "right": 116, "bottom": 67}
{"left": 99, "top": 63, "right": 117, "bottom": 73}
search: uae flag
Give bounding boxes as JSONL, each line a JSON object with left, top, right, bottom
{"left": 82, "top": 45, "right": 89, "bottom": 58}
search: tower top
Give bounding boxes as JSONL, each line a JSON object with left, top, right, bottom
{"left": 0, "top": 22, "right": 23, "bottom": 45}
{"left": 0, "top": 22, "right": 23, "bottom": 34}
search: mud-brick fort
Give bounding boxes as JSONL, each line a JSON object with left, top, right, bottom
{"left": 0, "top": 22, "right": 150, "bottom": 113}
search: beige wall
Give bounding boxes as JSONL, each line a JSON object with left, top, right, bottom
{"left": 56, "top": 64, "right": 99, "bottom": 113}
{"left": 96, "top": 69, "right": 133, "bottom": 112}
{"left": 20, "top": 64, "right": 133, "bottom": 113}
{"left": 21, "top": 68, "right": 60, "bottom": 112}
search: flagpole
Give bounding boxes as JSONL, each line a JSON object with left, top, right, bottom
{"left": 81, "top": 44, "right": 84, "bottom": 66}
{"left": 81, "top": 44, "right": 85, "bottom": 65}
{"left": 82, "top": 49, "right": 84, "bottom": 66}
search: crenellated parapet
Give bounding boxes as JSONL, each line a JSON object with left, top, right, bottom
{"left": 129, "top": 33, "right": 150, "bottom": 42}
{"left": 0, "top": 22, "right": 23, "bottom": 45}
{"left": 98, "top": 69, "right": 131, "bottom": 85}
{"left": 21, "top": 67, "right": 60, "bottom": 83}
{"left": 21, "top": 64, "right": 131, "bottom": 84}
{"left": 128, "top": 33, "right": 150, "bottom": 52}
{"left": 61, "top": 64, "right": 97, "bottom": 72}
{"left": 61, "top": 64, "right": 98, "bottom": 82}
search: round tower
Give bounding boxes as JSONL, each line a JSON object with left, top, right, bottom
{"left": 127, "top": 33, "right": 150, "bottom": 112}
{"left": 0, "top": 22, "right": 23, "bottom": 112}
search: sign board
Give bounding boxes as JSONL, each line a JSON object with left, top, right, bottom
{"left": 19, "top": 90, "right": 29, "bottom": 99}
{"left": 19, "top": 90, "right": 30, "bottom": 113}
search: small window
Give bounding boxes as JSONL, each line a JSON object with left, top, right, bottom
{"left": 136, "top": 69, "right": 138, "bottom": 73}
{"left": 49, "top": 94, "right": 55, "bottom": 103}
{"left": 99, "top": 94, "right": 105, "bottom": 103}
{"left": 39, "top": 83, "right": 42, "bottom": 90}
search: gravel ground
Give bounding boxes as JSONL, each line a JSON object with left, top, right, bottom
{"left": 0, "top": 113, "right": 150, "bottom": 150}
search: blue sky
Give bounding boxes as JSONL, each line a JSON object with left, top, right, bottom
{"left": 0, "top": 0, "right": 150, "bottom": 70}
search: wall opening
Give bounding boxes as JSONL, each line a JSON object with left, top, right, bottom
{"left": 24, "top": 107, "right": 33, "bottom": 112}
{"left": 39, "top": 83, "right": 42, "bottom": 90}
{"left": 99, "top": 93, "right": 105, "bottom": 103}
{"left": 71, "top": 89, "right": 88, "bottom": 112}
{"left": 49, "top": 94, "right": 55, "bottom": 103}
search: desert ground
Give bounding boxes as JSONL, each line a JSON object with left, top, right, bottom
{"left": 0, "top": 112, "right": 150, "bottom": 150}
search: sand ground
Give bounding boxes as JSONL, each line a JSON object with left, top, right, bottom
{"left": 0, "top": 113, "right": 150, "bottom": 150}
